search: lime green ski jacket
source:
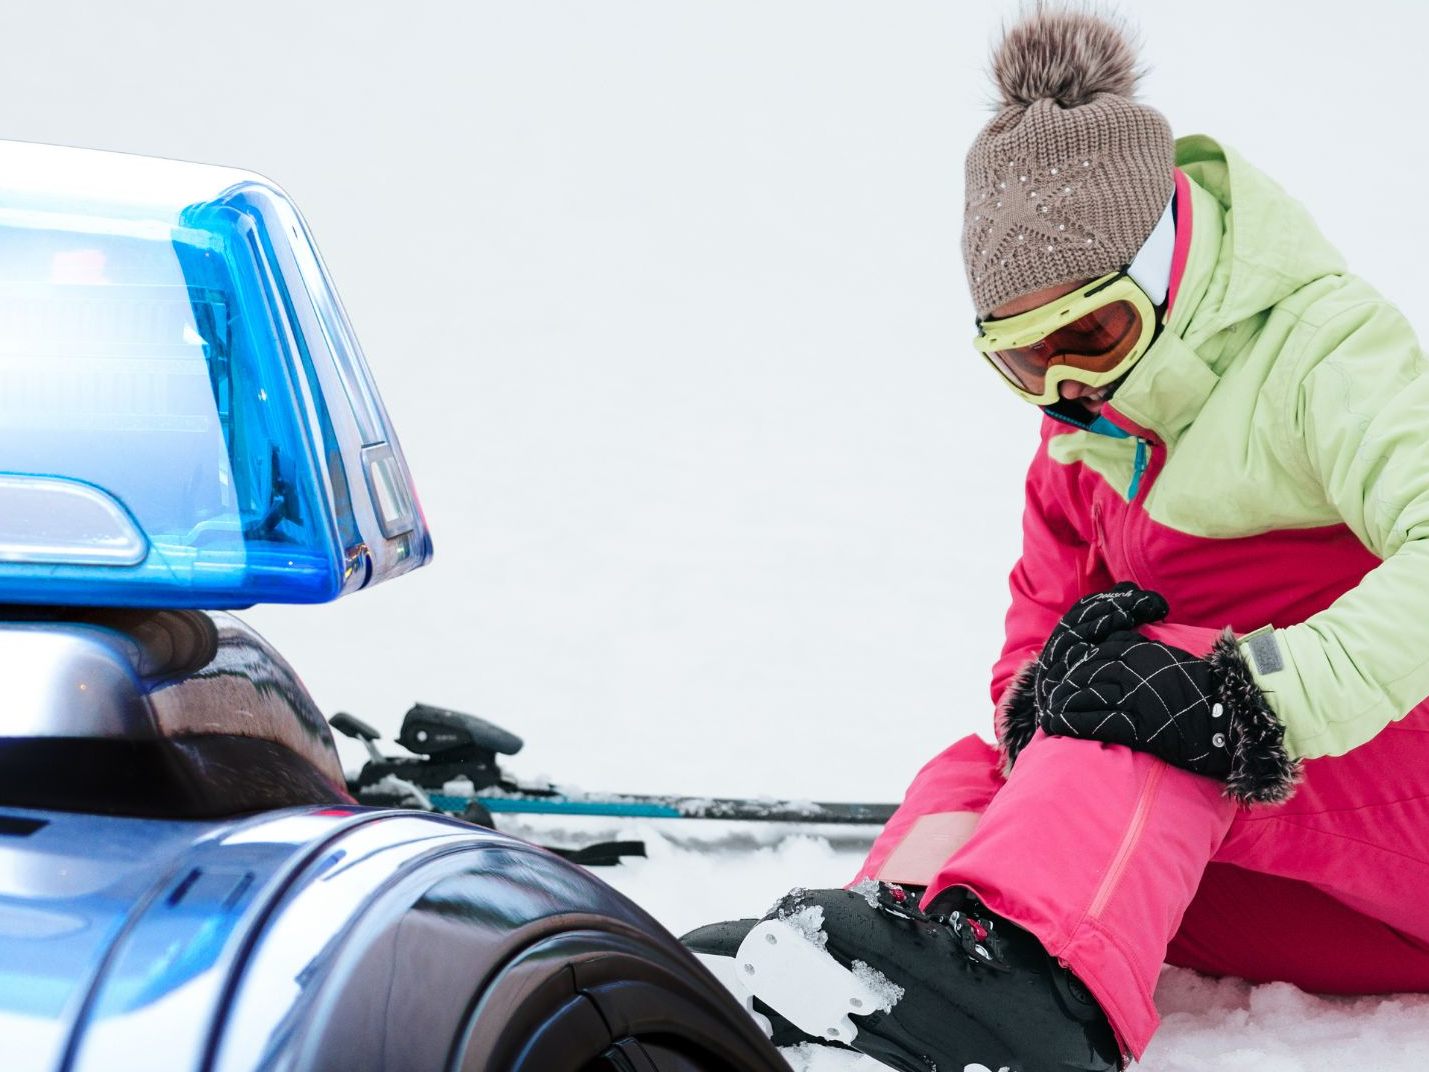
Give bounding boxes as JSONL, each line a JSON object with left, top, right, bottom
{"left": 992, "top": 134, "right": 1429, "bottom": 762}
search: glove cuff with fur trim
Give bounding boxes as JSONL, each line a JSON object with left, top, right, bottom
{"left": 997, "top": 631, "right": 1301, "bottom": 804}
{"left": 1210, "top": 628, "right": 1302, "bottom": 805}
{"left": 996, "top": 658, "right": 1040, "bottom": 776}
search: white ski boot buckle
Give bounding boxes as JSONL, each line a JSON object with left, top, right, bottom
{"left": 735, "top": 917, "right": 893, "bottom": 1046}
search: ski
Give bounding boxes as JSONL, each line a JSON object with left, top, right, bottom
{"left": 333, "top": 703, "right": 897, "bottom": 826}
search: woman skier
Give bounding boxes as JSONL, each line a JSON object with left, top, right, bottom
{"left": 684, "top": 7, "right": 1429, "bottom": 1070}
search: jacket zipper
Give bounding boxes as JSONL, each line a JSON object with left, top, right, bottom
{"left": 1086, "top": 761, "right": 1165, "bottom": 920}
{"left": 1122, "top": 436, "right": 1164, "bottom": 586}
{"left": 1126, "top": 437, "right": 1149, "bottom": 501}
{"left": 1086, "top": 502, "right": 1107, "bottom": 588}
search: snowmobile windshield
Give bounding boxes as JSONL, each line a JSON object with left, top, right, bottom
{"left": 0, "top": 141, "right": 431, "bottom": 608}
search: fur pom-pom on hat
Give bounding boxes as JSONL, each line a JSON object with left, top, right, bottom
{"left": 992, "top": 4, "right": 1143, "bottom": 110}
{"left": 962, "top": 3, "right": 1175, "bottom": 317}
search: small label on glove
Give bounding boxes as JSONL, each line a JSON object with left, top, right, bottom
{"left": 1245, "top": 630, "right": 1285, "bottom": 675}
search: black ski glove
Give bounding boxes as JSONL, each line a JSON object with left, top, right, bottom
{"left": 1031, "top": 583, "right": 1171, "bottom": 687}
{"left": 998, "top": 583, "right": 1168, "bottom": 765}
{"left": 1000, "top": 583, "right": 1300, "bottom": 804}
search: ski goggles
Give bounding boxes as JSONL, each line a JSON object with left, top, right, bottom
{"left": 972, "top": 191, "right": 1176, "bottom": 407}
{"left": 972, "top": 271, "right": 1158, "bottom": 406}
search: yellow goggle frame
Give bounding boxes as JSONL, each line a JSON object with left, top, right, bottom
{"left": 972, "top": 272, "right": 1158, "bottom": 407}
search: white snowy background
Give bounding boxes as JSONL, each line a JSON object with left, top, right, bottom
{"left": 7, "top": 0, "right": 1429, "bottom": 1066}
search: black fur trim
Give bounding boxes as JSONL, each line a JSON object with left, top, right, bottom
{"left": 1209, "top": 628, "right": 1302, "bottom": 805}
{"left": 997, "top": 659, "right": 1040, "bottom": 776}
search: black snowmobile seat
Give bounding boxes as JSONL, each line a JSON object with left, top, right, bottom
{"left": 0, "top": 608, "right": 353, "bottom": 818}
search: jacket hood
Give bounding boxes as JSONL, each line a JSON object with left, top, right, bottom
{"left": 1094, "top": 135, "right": 1348, "bottom": 446}
{"left": 1174, "top": 134, "right": 1346, "bottom": 339}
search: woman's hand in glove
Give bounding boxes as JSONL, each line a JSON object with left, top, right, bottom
{"left": 999, "top": 583, "right": 1301, "bottom": 804}
{"left": 1043, "top": 622, "right": 1237, "bottom": 778}
{"left": 1033, "top": 582, "right": 1171, "bottom": 686}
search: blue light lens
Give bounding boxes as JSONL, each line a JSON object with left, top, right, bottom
{"left": 0, "top": 142, "right": 431, "bottom": 607}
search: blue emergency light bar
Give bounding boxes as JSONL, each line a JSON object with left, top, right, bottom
{"left": 0, "top": 141, "right": 432, "bottom": 607}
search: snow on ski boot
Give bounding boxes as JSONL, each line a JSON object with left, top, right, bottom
{"left": 680, "top": 917, "right": 854, "bottom": 1050}
{"left": 733, "top": 882, "right": 1123, "bottom": 1072}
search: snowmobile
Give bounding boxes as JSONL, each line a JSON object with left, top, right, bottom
{"left": 0, "top": 140, "right": 787, "bottom": 1072}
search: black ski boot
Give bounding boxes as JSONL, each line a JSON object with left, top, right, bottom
{"left": 680, "top": 917, "right": 854, "bottom": 1050}
{"left": 732, "top": 882, "right": 1123, "bottom": 1072}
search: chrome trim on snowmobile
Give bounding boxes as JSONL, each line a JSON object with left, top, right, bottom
{"left": 0, "top": 806, "right": 352, "bottom": 1072}
{"left": 210, "top": 814, "right": 610, "bottom": 1072}
{"left": 0, "top": 611, "right": 343, "bottom": 788}
{"left": 62, "top": 810, "right": 487, "bottom": 1072}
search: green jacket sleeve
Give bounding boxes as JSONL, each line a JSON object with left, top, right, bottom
{"left": 1243, "top": 299, "right": 1429, "bottom": 759}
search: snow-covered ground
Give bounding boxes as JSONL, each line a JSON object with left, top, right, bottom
{"left": 8, "top": 0, "right": 1429, "bottom": 1064}
{"left": 507, "top": 814, "right": 1429, "bottom": 1070}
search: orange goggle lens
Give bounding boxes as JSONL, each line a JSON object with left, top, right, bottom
{"left": 983, "top": 299, "right": 1146, "bottom": 397}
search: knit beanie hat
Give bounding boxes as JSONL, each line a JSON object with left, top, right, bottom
{"left": 964, "top": 6, "right": 1174, "bottom": 317}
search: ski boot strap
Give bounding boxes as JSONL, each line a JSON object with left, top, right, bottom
{"left": 877, "top": 883, "right": 1011, "bottom": 973}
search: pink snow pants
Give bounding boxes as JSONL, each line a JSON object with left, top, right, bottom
{"left": 850, "top": 713, "right": 1429, "bottom": 1059}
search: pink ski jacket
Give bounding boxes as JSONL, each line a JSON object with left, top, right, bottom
{"left": 994, "top": 134, "right": 1429, "bottom": 763}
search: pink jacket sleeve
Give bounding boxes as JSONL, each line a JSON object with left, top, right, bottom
{"left": 990, "top": 421, "right": 1114, "bottom": 720}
